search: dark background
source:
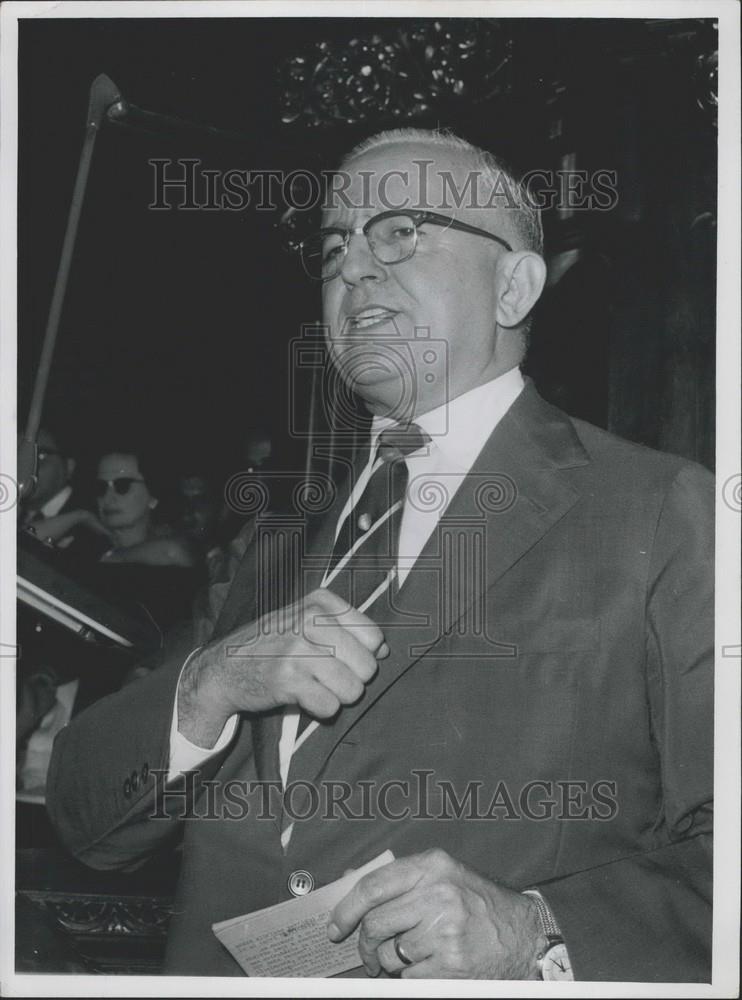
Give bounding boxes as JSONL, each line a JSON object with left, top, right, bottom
{"left": 18, "top": 16, "right": 718, "bottom": 488}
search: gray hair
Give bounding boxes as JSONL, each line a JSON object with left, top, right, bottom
{"left": 342, "top": 127, "right": 543, "bottom": 255}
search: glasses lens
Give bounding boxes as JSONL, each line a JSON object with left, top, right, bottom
{"left": 301, "top": 232, "right": 347, "bottom": 280}
{"left": 367, "top": 215, "right": 417, "bottom": 264}
{"left": 96, "top": 478, "right": 138, "bottom": 498}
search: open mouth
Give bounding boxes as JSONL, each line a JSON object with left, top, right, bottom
{"left": 346, "top": 307, "right": 399, "bottom": 331}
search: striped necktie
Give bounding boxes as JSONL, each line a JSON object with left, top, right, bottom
{"left": 295, "top": 422, "right": 430, "bottom": 738}
{"left": 322, "top": 422, "right": 431, "bottom": 612}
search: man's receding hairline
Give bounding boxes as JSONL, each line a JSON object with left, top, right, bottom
{"left": 340, "top": 136, "right": 478, "bottom": 172}
{"left": 340, "top": 128, "right": 516, "bottom": 183}
{"left": 336, "top": 127, "right": 543, "bottom": 255}
{"left": 339, "top": 140, "right": 501, "bottom": 220}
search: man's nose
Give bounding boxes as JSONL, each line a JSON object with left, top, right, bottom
{"left": 337, "top": 232, "right": 387, "bottom": 285}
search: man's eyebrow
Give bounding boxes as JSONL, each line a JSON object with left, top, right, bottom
{"left": 320, "top": 214, "right": 369, "bottom": 230}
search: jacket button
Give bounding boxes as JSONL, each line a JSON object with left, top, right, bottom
{"left": 287, "top": 870, "right": 314, "bottom": 897}
{"left": 131, "top": 770, "right": 139, "bottom": 792}
{"left": 123, "top": 778, "right": 132, "bottom": 798}
{"left": 677, "top": 813, "right": 694, "bottom": 834}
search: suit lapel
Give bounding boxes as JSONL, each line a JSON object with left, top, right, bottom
{"left": 286, "top": 382, "right": 591, "bottom": 788}
{"left": 211, "top": 449, "right": 367, "bottom": 784}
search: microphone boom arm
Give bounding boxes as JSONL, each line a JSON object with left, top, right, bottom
{"left": 18, "top": 73, "right": 121, "bottom": 498}
{"left": 18, "top": 73, "right": 250, "bottom": 500}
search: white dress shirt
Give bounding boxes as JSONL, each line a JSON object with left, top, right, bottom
{"left": 168, "top": 367, "right": 525, "bottom": 781}
{"left": 39, "top": 484, "right": 72, "bottom": 518}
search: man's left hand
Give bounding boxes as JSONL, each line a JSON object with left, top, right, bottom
{"left": 328, "top": 848, "right": 544, "bottom": 979}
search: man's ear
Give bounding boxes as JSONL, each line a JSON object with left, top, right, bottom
{"left": 494, "top": 251, "right": 547, "bottom": 329}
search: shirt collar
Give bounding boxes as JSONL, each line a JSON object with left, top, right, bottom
{"left": 39, "top": 484, "right": 72, "bottom": 518}
{"left": 370, "top": 366, "right": 525, "bottom": 472}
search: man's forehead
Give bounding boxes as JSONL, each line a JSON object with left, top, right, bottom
{"left": 322, "top": 142, "right": 507, "bottom": 229}
{"left": 326, "top": 145, "right": 457, "bottom": 210}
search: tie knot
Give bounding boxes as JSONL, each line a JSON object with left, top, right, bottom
{"left": 376, "top": 423, "right": 431, "bottom": 463}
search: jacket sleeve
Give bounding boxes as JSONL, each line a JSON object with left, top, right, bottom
{"left": 536, "top": 462, "right": 714, "bottom": 982}
{"left": 47, "top": 526, "right": 264, "bottom": 873}
{"left": 46, "top": 624, "right": 234, "bottom": 871}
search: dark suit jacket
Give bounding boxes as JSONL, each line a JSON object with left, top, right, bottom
{"left": 47, "top": 382, "right": 714, "bottom": 981}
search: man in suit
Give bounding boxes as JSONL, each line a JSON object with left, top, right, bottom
{"left": 47, "top": 129, "right": 713, "bottom": 981}
{"left": 19, "top": 428, "right": 106, "bottom": 550}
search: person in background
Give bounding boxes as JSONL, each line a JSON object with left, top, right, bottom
{"left": 20, "top": 428, "right": 108, "bottom": 551}
{"left": 20, "top": 428, "right": 75, "bottom": 522}
{"left": 242, "top": 427, "right": 272, "bottom": 472}
{"left": 211, "top": 426, "right": 285, "bottom": 564}
{"left": 95, "top": 450, "right": 197, "bottom": 568}
{"left": 179, "top": 462, "right": 265, "bottom": 646}
{"left": 177, "top": 472, "right": 222, "bottom": 567}
{"left": 17, "top": 428, "right": 109, "bottom": 792}
{"left": 90, "top": 448, "right": 205, "bottom": 641}
{"left": 17, "top": 447, "right": 201, "bottom": 798}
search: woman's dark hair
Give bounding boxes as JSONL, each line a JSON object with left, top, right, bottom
{"left": 95, "top": 444, "right": 162, "bottom": 496}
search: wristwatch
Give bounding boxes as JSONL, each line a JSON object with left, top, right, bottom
{"left": 522, "top": 889, "right": 573, "bottom": 981}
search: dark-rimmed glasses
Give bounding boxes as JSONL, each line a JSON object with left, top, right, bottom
{"left": 297, "top": 210, "right": 513, "bottom": 281}
{"left": 95, "top": 477, "right": 145, "bottom": 499}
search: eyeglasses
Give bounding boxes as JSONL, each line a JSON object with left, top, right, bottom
{"left": 297, "top": 210, "right": 513, "bottom": 281}
{"left": 38, "top": 449, "right": 61, "bottom": 462}
{"left": 95, "top": 477, "right": 145, "bottom": 498}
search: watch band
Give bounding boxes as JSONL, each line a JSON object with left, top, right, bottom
{"left": 522, "top": 889, "right": 562, "bottom": 940}
{"left": 523, "top": 889, "right": 565, "bottom": 979}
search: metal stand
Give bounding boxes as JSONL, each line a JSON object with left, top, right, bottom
{"left": 18, "top": 74, "right": 121, "bottom": 499}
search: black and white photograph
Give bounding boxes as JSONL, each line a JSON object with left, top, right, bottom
{"left": 1, "top": 2, "right": 739, "bottom": 994}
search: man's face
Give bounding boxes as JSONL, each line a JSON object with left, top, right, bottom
{"left": 321, "top": 142, "right": 513, "bottom": 419}
{"left": 245, "top": 436, "right": 271, "bottom": 469}
{"left": 32, "top": 430, "right": 71, "bottom": 507}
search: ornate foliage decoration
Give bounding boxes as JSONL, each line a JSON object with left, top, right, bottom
{"left": 280, "top": 20, "right": 514, "bottom": 129}
{"left": 279, "top": 18, "right": 718, "bottom": 131}
{"left": 21, "top": 891, "right": 173, "bottom": 937}
{"left": 694, "top": 46, "right": 718, "bottom": 125}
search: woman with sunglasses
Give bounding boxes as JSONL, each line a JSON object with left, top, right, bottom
{"left": 95, "top": 451, "right": 197, "bottom": 568}
{"left": 91, "top": 449, "right": 204, "bottom": 652}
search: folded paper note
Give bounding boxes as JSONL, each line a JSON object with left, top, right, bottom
{"left": 212, "top": 850, "right": 394, "bottom": 977}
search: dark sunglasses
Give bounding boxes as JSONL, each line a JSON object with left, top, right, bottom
{"left": 95, "top": 477, "right": 145, "bottom": 498}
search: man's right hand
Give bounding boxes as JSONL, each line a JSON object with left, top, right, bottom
{"left": 177, "top": 588, "right": 388, "bottom": 748}
{"left": 31, "top": 508, "right": 111, "bottom": 544}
